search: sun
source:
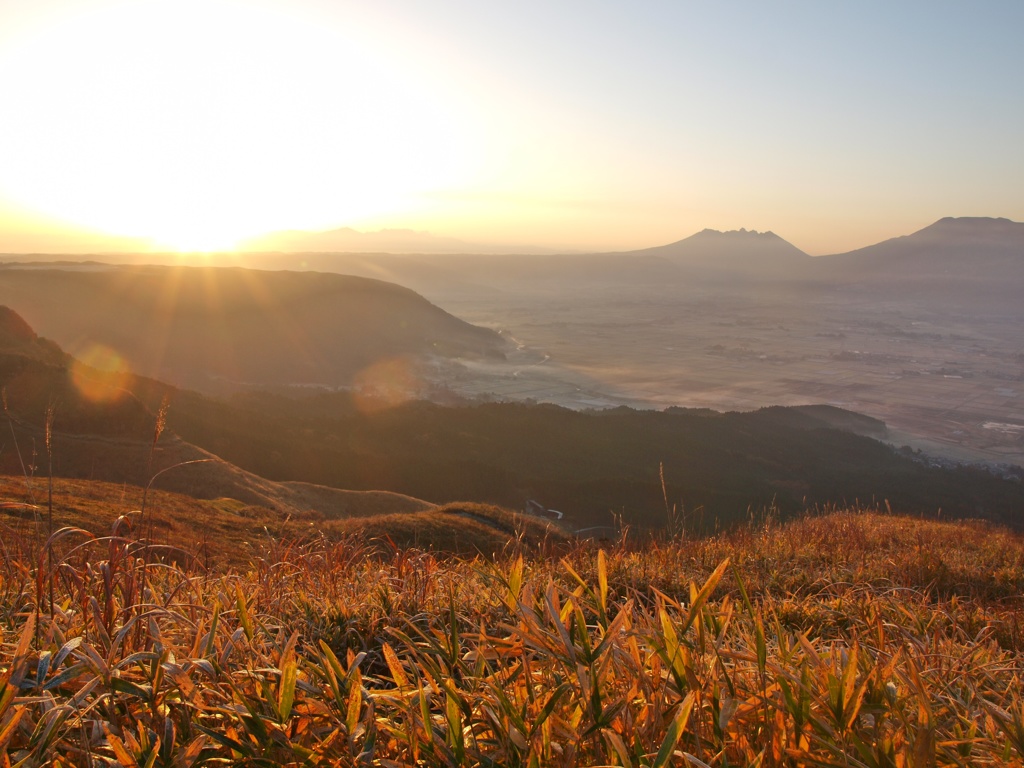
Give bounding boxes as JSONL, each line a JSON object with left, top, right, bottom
{"left": 0, "top": 0, "right": 476, "bottom": 250}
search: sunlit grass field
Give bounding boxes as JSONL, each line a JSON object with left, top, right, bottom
{"left": 0, "top": 475, "right": 564, "bottom": 568}
{"left": 2, "top": 506, "right": 1024, "bottom": 766}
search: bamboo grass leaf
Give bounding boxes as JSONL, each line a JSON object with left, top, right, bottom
{"left": 508, "top": 554, "right": 524, "bottom": 611}
{"left": 236, "top": 582, "right": 254, "bottom": 643}
{"left": 51, "top": 636, "right": 83, "bottom": 672}
{"left": 0, "top": 708, "right": 26, "bottom": 754}
{"left": 651, "top": 693, "right": 695, "bottom": 768}
{"left": 111, "top": 677, "right": 152, "bottom": 700}
{"left": 104, "top": 726, "right": 140, "bottom": 768}
{"left": 6, "top": 612, "right": 35, "bottom": 689}
{"left": 544, "top": 584, "right": 577, "bottom": 666}
{"left": 527, "top": 682, "right": 571, "bottom": 741}
{"left": 278, "top": 654, "right": 298, "bottom": 722}
{"left": 382, "top": 642, "right": 409, "bottom": 689}
{"left": 203, "top": 601, "right": 221, "bottom": 659}
{"left": 680, "top": 559, "right": 730, "bottom": 636}
{"left": 34, "top": 651, "right": 51, "bottom": 690}
{"left": 603, "top": 728, "right": 634, "bottom": 767}
{"left": 346, "top": 668, "right": 363, "bottom": 736}
{"left": 195, "top": 723, "right": 254, "bottom": 758}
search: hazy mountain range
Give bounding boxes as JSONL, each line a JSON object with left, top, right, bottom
{"left": 238, "top": 216, "right": 1024, "bottom": 278}
{"left": 240, "top": 227, "right": 562, "bottom": 255}
{"left": 0, "top": 217, "right": 1019, "bottom": 394}
{"left": 5, "top": 216, "right": 1021, "bottom": 271}
{"left": 225, "top": 216, "right": 1024, "bottom": 306}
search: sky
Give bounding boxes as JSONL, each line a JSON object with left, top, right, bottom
{"left": 0, "top": 0, "right": 1021, "bottom": 255}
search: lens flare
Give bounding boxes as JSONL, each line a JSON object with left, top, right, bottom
{"left": 70, "top": 345, "right": 131, "bottom": 403}
{"left": 352, "top": 358, "right": 420, "bottom": 413}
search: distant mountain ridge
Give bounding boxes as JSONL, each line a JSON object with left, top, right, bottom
{"left": 243, "top": 227, "right": 475, "bottom": 254}
{"left": 816, "top": 216, "right": 1024, "bottom": 282}
{"left": 3, "top": 217, "right": 1021, "bottom": 306}
{"left": 244, "top": 225, "right": 812, "bottom": 272}
{"left": 244, "top": 217, "right": 1021, "bottom": 265}
{"left": 224, "top": 217, "right": 1024, "bottom": 303}
{"left": 241, "top": 226, "right": 561, "bottom": 256}
{"left": 825, "top": 217, "right": 1024, "bottom": 260}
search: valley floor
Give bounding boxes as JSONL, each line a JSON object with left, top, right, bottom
{"left": 429, "top": 285, "right": 1024, "bottom": 469}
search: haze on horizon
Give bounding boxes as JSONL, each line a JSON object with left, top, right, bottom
{"left": 0, "top": 0, "right": 1021, "bottom": 257}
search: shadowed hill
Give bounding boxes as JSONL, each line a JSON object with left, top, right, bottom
{"left": 0, "top": 308, "right": 563, "bottom": 551}
{"left": 0, "top": 264, "right": 506, "bottom": 393}
{"left": 0, "top": 305, "right": 38, "bottom": 344}
{"left": 0, "top": 308, "right": 436, "bottom": 521}
{"left": 0, "top": 305, "right": 68, "bottom": 365}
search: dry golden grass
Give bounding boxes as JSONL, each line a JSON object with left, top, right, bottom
{"left": 0, "top": 474, "right": 272, "bottom": 568}
{"left": 1, "top": 508, "right": 1023, "bottom": 766}
{"left": 0, "top": 476, "right": 560, "bottom": 568}
{"left": 328, "top": 502, "right": 569, "bottom": 555}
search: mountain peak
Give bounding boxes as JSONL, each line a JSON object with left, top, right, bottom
{"left": 923, "top": 216, "right": 1019, "bottom": 233}
{"left": 628, "top": 227, "right": 808, "bottom": 275}
{"left": 697, "top": 227, "right": 780, "bottom": 239}
{"left": 912, "top": 216, "right": 1024, "bottom": 243}
{"left": 819, "top": 216, "right": 1024, "bottom": 281}
{"left": 933, "top": 216, "right": 1014, "bottom": 226}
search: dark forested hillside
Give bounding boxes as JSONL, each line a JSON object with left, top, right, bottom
{"left": 163, "top": 390, "right": 1024, "bottom": 532}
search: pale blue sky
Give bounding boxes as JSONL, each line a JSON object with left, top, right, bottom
{"left": 0, "top": 0, "right": 1020, "bottom": 253}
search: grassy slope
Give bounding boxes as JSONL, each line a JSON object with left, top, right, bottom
{"left": 1, "top": 511, "right": 1023, "bottom": 765}
{"left": 0, "top": 475, "right": 562, "bottom": 566}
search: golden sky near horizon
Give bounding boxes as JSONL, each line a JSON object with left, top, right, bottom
{"left": 0, "top": 0, "right": 1022, "bottom": 255}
